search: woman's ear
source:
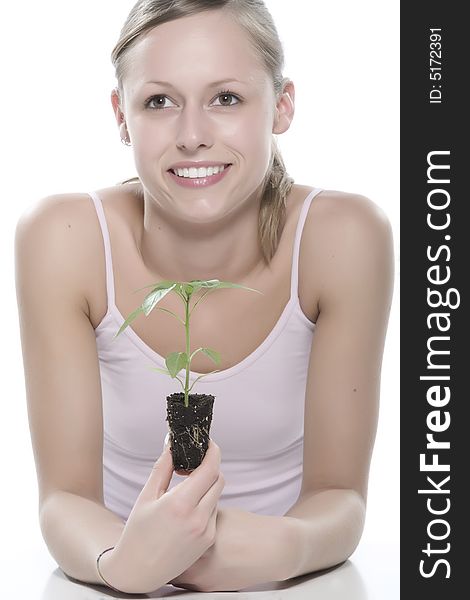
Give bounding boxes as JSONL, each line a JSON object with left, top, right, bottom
{"left": 272, "top": 80, "right": 295, "bottom": 135}
{"left": 111, "top": 87, "right": 130, "bottom": 143}
{"left": 111, "top": 87, "right": 126, "bottom": 126}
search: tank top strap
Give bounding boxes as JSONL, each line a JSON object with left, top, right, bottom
{"left": 290, "top": 187, "right": 324, "bottom": 299}
{"left": 88, "top": 190, "right": 116, "bottom": 308}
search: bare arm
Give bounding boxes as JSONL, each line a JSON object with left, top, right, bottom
{"left": 284, "top": 192, "right": 395, "bottom": 577}
{"left": 15, "top": 195, "right": 124, "bottom": 585}
{"left": 15, "top": 195, "right": 226, "bottom": 594}
{"left": 167, "top": 192, "right": 395, "bottom": 592}
{"left": 39, "top": 492, "right": 125, "bottom": 584}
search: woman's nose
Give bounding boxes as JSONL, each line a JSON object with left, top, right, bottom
{"left": 175, "top": 103, "right": 213, "bottom": 152}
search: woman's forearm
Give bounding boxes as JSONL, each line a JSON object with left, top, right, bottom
{"left": 39, "top": 490, "right": 125, "bottom": 587}
{"left": 284, "top": 488, "right": 367, "bottom": 579}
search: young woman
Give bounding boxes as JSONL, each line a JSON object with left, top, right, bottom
{"left": 15, "top": 0, "right": 394, "bottom": 594}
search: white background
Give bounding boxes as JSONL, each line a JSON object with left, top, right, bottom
{"left": 1, "top": 1, "right": 399, "bottom": 597}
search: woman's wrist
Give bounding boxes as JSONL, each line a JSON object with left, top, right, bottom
{"left": 97, "top": 543, "right": 167, "bottom": 595}
{"left": 96, "top": 546, "right": 123, "bottom": 592}
{"left": 96, "top": 545, "right": 131, "bottom": 593}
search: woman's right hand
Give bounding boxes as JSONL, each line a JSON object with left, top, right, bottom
{"left": 99, "top": 439, "right": 225, "bottom": 594}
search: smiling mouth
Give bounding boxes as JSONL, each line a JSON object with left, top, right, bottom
{"left": 168, "top": 164, "right": 232, "bottom": 178}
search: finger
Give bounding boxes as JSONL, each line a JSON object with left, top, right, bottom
{"left": 136, "top": 444, "right": 174, "bottom": 505}
{"left": 176, "top": 440, "right": 221, "bottom": 507}
{"left": 197, "top": 472, "right": 225, "bottom": 515}
{"left": 162, "top": 431, "right": 170, "bottom": 452}
{"left": 204, "top": 502, "right": 218, "bottom": 542}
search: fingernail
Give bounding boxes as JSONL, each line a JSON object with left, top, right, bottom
{"left": 163, "top": 432, "right": 170, "bottom": 451}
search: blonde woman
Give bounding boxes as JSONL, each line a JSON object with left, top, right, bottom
{"left": 15, "top": 0, "right": 394, "bottom": 594}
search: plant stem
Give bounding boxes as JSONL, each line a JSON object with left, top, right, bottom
{"left": 184, "top": 293, "right": 191, "bottom": 407}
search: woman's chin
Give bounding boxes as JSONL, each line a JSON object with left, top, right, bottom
{"left": 174, "top": 200, "right": 232, "bottom": 224}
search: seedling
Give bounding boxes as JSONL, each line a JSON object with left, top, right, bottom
{"left": 114, "top": 278, "right": 262, "bottom": 470}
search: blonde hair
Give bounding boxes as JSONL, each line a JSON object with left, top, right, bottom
{"left": 111, "top": 0, "right": 295, "bottom": 264}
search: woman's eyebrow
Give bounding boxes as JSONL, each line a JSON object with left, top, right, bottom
{"left": 143, "top": 78, "right": 246, "bottom": 89}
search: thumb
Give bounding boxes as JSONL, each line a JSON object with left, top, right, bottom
{"left": 136, "top": 434, "right": 174, "bottom": 505}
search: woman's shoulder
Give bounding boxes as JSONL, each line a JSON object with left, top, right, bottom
{"left": 15, "top": 184, "right": 130, "bottom": 276}
{"left": 15, "top": 184, "right": 136, "bottom": 320}
{"left": 298, "top": 186, "right": 393, "bottom": 293}
{"left": 17, "top": 191, "right": 88, "bottom": 223}
{"left": 15, "top": 191, "right": 100, "bottom": 256}
{"left": 308, "top": 187, "right": 389, "bottom": 222}
{"left": 303, "top": 187, "right": 392, "bottom": 246}
{"left": 17, "top": 183, "right": 137, "bottom": 230}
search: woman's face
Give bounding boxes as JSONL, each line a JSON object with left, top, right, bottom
{"left": 114, "top": 9, "right": 294, "bottom": 223}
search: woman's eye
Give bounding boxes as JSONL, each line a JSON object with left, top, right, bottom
{"left": 145, "top": 95, "right": 174, "bottom": 110}
{"left": 213, "top": 92, "right": 240, "bottom": 107}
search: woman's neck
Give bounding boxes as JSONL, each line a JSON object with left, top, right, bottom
{"left": 138, "top": 188, "right": 266, "bottom": 283}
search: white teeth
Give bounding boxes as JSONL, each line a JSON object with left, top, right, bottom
{"left": 174, "top": 165, "right": 227, "bottom": 178}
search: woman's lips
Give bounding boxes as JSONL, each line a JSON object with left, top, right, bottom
{"left": 167, "top": 164, "right": 232, "bottom": 188}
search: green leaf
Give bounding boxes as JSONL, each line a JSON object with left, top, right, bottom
{"left": 188, "top": 346, "right": 220, "bottom": 365}
{"left": 148, "top": 366, "right": 172, "bottom": 376}
{"left": 142, "top": 284, "right": 176, "bottom": 316}
{"left": 131, "top": 280, "right": 178, "bottom": 294}
{"left": 115, "top": 279, "right": 262, "bottom": 340}
{"left": 214, "top": 281, "right": 264, "bottom": 294}
{"left": 166, "top": 351, "right": 188, "bottom": 377}
{"left": 188, "top": 279, "right": 220, "bottom": 292}
{"left": 114, "top": 306, "right": 144, "bottom": 338}
{"left": 201, "top": 347, "right": 221, "bottom": 365}
{"left": 146, "top": 366, "right": 185, "bottom": 390}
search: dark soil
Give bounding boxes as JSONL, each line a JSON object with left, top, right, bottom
{"left": 166, "top": 392, "right": 215, "bottom": 471}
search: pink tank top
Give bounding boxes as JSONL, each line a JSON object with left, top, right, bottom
{"left": 90, "top": 187, "right": 322, "bottom": 521}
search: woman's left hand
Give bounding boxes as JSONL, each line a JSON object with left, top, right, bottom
{"left": 169, "top": 506, "right": 295, "bottom": 592}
